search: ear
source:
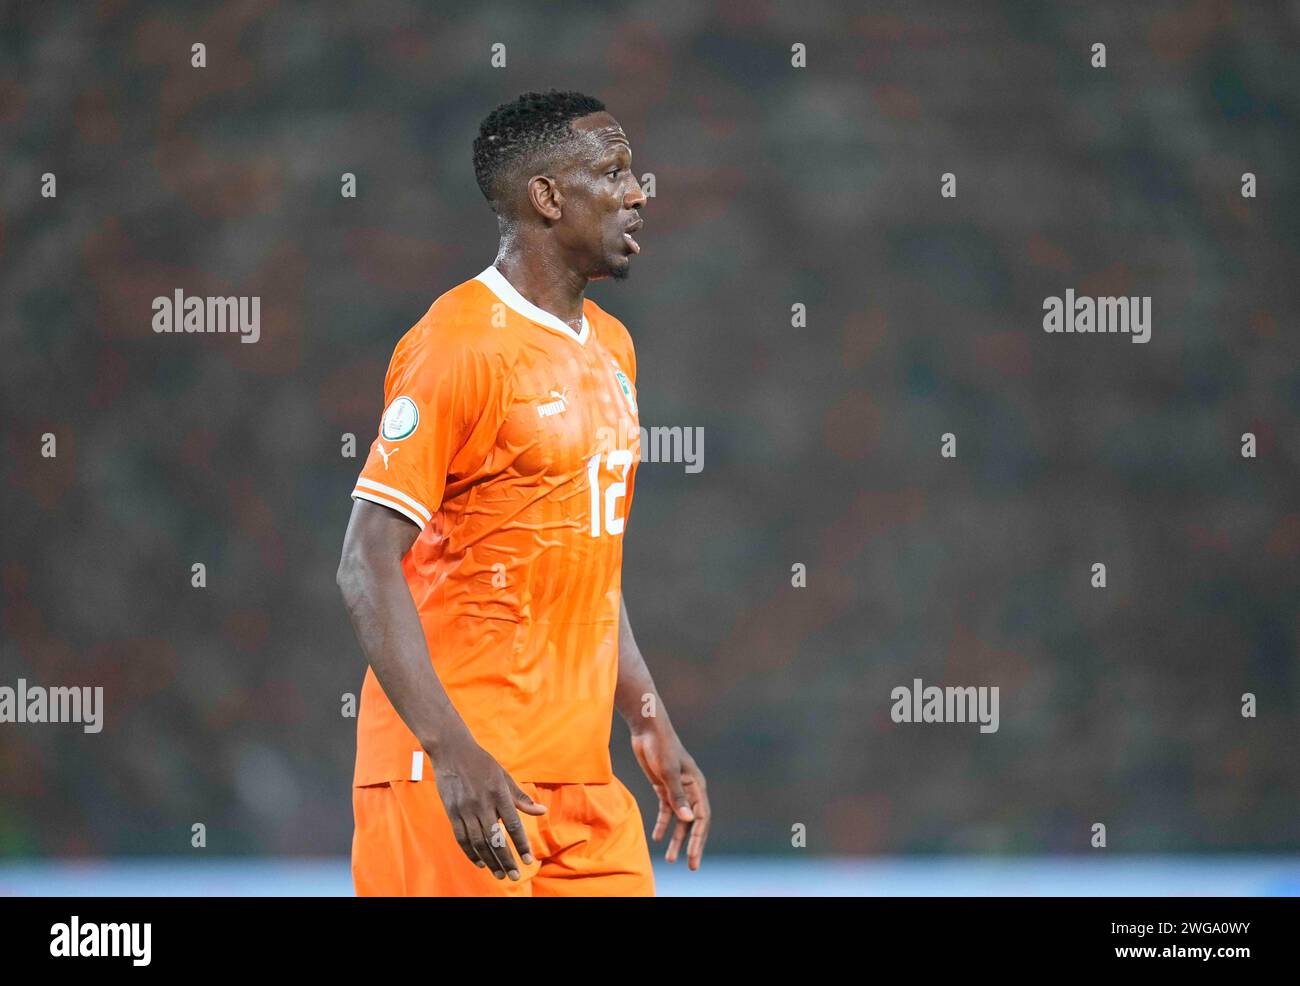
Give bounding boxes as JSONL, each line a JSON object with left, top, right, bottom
{"left": 527, "top": 174, "right": 564, "bottom": 221}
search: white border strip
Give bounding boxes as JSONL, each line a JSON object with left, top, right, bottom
{"left": 475, "top": 264, "right": 590, "bottom": 345}
{"left": 354, "top": 478, "right": 432, "bottom": 524}
{"left": 351, "top": 489, "right": 428, "bottom": 529}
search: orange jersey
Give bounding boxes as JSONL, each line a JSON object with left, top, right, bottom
{"left": 350, "top": 265, "right": 641, "bottom": 785}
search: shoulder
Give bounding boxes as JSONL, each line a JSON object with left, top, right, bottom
{"left": 584, "top": 296, "right": 637, "bottom": 372}
{"left": 395, "top": 276, "right": 510, "bottom": 363}
{"left": 383, "top": 277, "right": 513, "bottom": 398}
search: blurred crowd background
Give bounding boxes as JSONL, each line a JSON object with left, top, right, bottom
{"left": 2, "top": 0, "right": 1298, "bottom": 860}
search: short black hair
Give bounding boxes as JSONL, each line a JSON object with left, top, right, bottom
{"left": 473, "top": 89, "right": 607, "bottom": 212}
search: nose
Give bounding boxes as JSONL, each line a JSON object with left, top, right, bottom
{"left": 623, "top": 179, "right": 647, "bottom": 210}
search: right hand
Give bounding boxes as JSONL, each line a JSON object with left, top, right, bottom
{"left": 430, "top": 736, "right": 547, "bottom": 880}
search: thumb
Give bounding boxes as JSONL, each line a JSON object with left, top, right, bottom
{"left": 667, "top": 774, "right": 694, "bottom": 822}
{"left": 509, "top": 777, "right": 547, "bottom": 815}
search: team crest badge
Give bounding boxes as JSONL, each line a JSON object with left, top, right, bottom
{"left": 380, "top": 396, "right": 419, "bottom": 441}
{"left": 610, "top": 360, "right": 637, "bottom": 415}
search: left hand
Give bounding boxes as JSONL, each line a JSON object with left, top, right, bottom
{"left": 631, "top": 721, "right": 710, "bottom": 870}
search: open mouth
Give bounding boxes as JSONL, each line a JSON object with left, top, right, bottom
{"left": 622, "top": 220, "right": 643, "bottom": 255}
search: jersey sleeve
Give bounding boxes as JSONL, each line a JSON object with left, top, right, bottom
{"left": 350, "top": 326, "right": 492, "bottom": 530}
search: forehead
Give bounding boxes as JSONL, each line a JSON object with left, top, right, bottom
{"left": 568, "top": 111, "right": 630, "bottom": 158}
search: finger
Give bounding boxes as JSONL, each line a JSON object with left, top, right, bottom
{"left": 632, "top": 743, "right": 674, "bottom": 838}
{"left": 666, "top": 773, "right": 695, "bottom": 823}
{"left": 686, "top": 801, "right": 710, "bottom": 870}
{"left": 508, "top": 777, "right": 548, "bottom": 816}
{"left": 497, "top": 800, "right": 535, "bottom": 868}
{"left": 684, "top": 771, "right": 710, "bottom": 868}
{"left": 650, "top": 784, "right": 673, "bottom": 841}
{"left": 450, "top": 814, "right": 486, "bottom": 868}
{"left": 467, "top": 815, "right": 509, "bottom": 880}
{"left": 665, "top": 815, "right": 689, "bottom": 864}
{"left": 482, "top": 813, "right": 522, "bottom": 880}
{"left": 486, "top": 816, "right": 520, "bottom": 889}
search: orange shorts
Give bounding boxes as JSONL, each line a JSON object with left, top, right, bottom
{"left": 352, "top": 775, "right": 655, "bottom": 897}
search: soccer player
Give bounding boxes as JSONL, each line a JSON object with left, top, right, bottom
{"left": 336, "top": 90, "right": 710, "bottom": 896}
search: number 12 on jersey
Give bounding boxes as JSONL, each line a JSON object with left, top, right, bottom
{"left": 587, "top": 450, "right": 633, "bottom": 537}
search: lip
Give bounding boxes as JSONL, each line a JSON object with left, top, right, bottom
{"left": 622, "top": 218, "right": 643, "bottom": 254}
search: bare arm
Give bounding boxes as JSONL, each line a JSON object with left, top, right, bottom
{"left": 615, "top": 592, "right": 711, "bottom": 869}
{"left": 336, "top": 499, "right": 544, "bottom": 879}
{"left": 614, "top": 593, "right": 672, "bottom": 735}
{"left": 337, "top": 499, "right": 468, "bottom": 753}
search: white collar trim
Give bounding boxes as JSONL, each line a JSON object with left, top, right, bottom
{"left": 475, "top": 265, "right": 590, "bottom": 345}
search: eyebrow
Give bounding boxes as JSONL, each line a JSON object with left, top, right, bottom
{"left": 597, "top": 143, "right": 631, "bottom": 165}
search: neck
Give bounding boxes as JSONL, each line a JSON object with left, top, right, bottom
{"left": 493, "top": 233, "right": 589, "bottom": 332}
